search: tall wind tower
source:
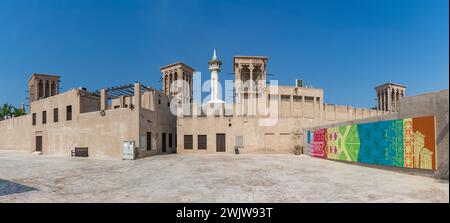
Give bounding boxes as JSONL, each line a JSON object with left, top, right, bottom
{"left": 208, "top": 49, "right": 223, "bottom": 103}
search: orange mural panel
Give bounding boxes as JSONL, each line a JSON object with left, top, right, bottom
{"left": 412, "top": 116, "right": 436, "bottom": 170}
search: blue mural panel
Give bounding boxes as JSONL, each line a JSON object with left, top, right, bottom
{"left": 357, "top": 119, "right": 404, "bottom": 167}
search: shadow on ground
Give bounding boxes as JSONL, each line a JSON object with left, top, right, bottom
{"left": 0, "top": 179, "right": 37, "bottom": 196}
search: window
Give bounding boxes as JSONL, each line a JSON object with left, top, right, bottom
{"left": 44, "top": 81, "right": 50, "bottom": 98}
{"left": 169, "top": 134, "right": 173, "bottom": 148}
{"left": 38, "top": 81, "right": 43, "bottom": 99}
{"left": 184, "top": 135, "right": 193, "bottom": 150}
{"left": 305, "top": 96, "right": 314, "bottom": 102}
{"left": 269, "top": 94, "right": 278, "bottom": 101}
{"left": 198, "top": 135, "right": 207, "bottom": 150}
{"left": 293, "top": 96, "right": 302, "bottom": 102}
{"left": 51, "top": 81, "right": 56, "bottom": 96}
{"left": 147, "top": 132, "right": 153, "bottom": 150}
{"left": 32, "top": 113, "right": 36, "bottom": 126}
{"left": 42, "top": 111, "right": 47, "bottom": 124}
{"left": 66, "top": 105, "right": 72, "bottom": 121}
{"left": 53, "top": 108, "right": 58, "bottom": 123}
{"left": 281, "top": 95, "right": 291, "bottom": 101}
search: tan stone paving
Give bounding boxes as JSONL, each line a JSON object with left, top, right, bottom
{"left": 0, "top": 151, "right": 448, "bottom": 203}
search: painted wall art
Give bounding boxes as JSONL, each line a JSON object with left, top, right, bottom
{"left": 307, "top": 116, "right": 436, "bottom": 170}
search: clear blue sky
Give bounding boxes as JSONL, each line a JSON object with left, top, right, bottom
{"left": 0, "top": 0, "right": 448, "bottom": 109}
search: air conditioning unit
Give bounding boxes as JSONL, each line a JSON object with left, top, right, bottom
{"left": 295, "top": 79, "right": 303, "bottom": 87}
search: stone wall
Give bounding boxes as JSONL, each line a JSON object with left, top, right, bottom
{"left": 399, "top": 90, "right": 448, "bottom": 179}
{"left": 0, "top": 115, "right": 32, "bottom": 151}
{"left": 42, "top": 108, "right": 139, "bottom": 159}
{"left": 177, "top": 102, "right": 387, "bottom": 155}
{"left": 305, "top": 90, "right": 449, "bottom": 179}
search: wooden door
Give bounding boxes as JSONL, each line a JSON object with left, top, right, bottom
{"left": 162, "top": 133, "right": 167, "bottom": 152}
{"left": 216, "top": 134, "right": 226, "bottom": 152}
{"left": 146, "top": 132, "right": 152, "bottom": 151}
{"left": 36, "top": 136, "right": 42, "bottom": 152}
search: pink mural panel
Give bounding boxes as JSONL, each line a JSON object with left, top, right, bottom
{"left": 311, "top": 128, "right": 327, "bottom": 158}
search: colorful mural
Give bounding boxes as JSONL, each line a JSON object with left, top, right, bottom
{"left": 307, "top": 116, "right": 436, "bottom": 170}
{"left": 326, "top": 125, "right": 361, "bottom": 162}
{"left": 311, "top": 128, "right": 327, "bottom": 158}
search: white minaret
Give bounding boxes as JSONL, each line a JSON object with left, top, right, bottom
{"left": 208, "top": 49, "right": 223, "bottom": 103}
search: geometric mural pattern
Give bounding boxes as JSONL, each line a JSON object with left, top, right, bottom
{"left": 307, "top": 116, "right": 436, "bottom": 170}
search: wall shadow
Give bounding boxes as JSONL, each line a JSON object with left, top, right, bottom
{"left": 0, "top": 178, "right": 37, "bottom": 196}
{"left": 323, "top": 159, "right": 435, "bottom": 178}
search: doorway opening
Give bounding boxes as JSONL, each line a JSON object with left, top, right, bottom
{"left": 216, "top": 134, "right": 226, "bottom": 152}
{"left": 162, "top": 133, "right": 167, "bottom": 152}
{"left": 35, "top": 136, "right": 42, "bottom": 152}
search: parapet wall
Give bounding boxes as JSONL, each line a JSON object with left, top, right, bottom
{"left": 321, "top": 104, "right": 387, "bottom": 122}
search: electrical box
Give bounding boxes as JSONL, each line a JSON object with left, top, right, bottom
{"left": 123, "top": 141, "right": 135, "bottom": 160}
{"left": 235, "top": 136, "right": 244, "bottom": 148}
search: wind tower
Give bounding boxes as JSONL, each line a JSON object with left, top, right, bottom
{"left": 375, "top": 83, "right": 406, "bottom": 112}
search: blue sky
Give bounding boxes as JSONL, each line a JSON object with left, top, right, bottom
{"left": 0, "top": 0, "right": 448, "bottom": 109}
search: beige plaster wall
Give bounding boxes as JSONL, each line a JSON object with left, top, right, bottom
{"left": 137, "top": 91, "right": 177, "bottom": 158}
{"left": 178, "top": 116, "right": 331, "bottom": 155}
{"left": 0, "top": 115, "right": 32, "bottom": 151}
{"left": 42, "top": 108, "right": 139, "bottom": 159}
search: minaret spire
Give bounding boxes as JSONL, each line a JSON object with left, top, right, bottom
{"left": 208, "top": 49, "right": 223, "bottom": 103}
